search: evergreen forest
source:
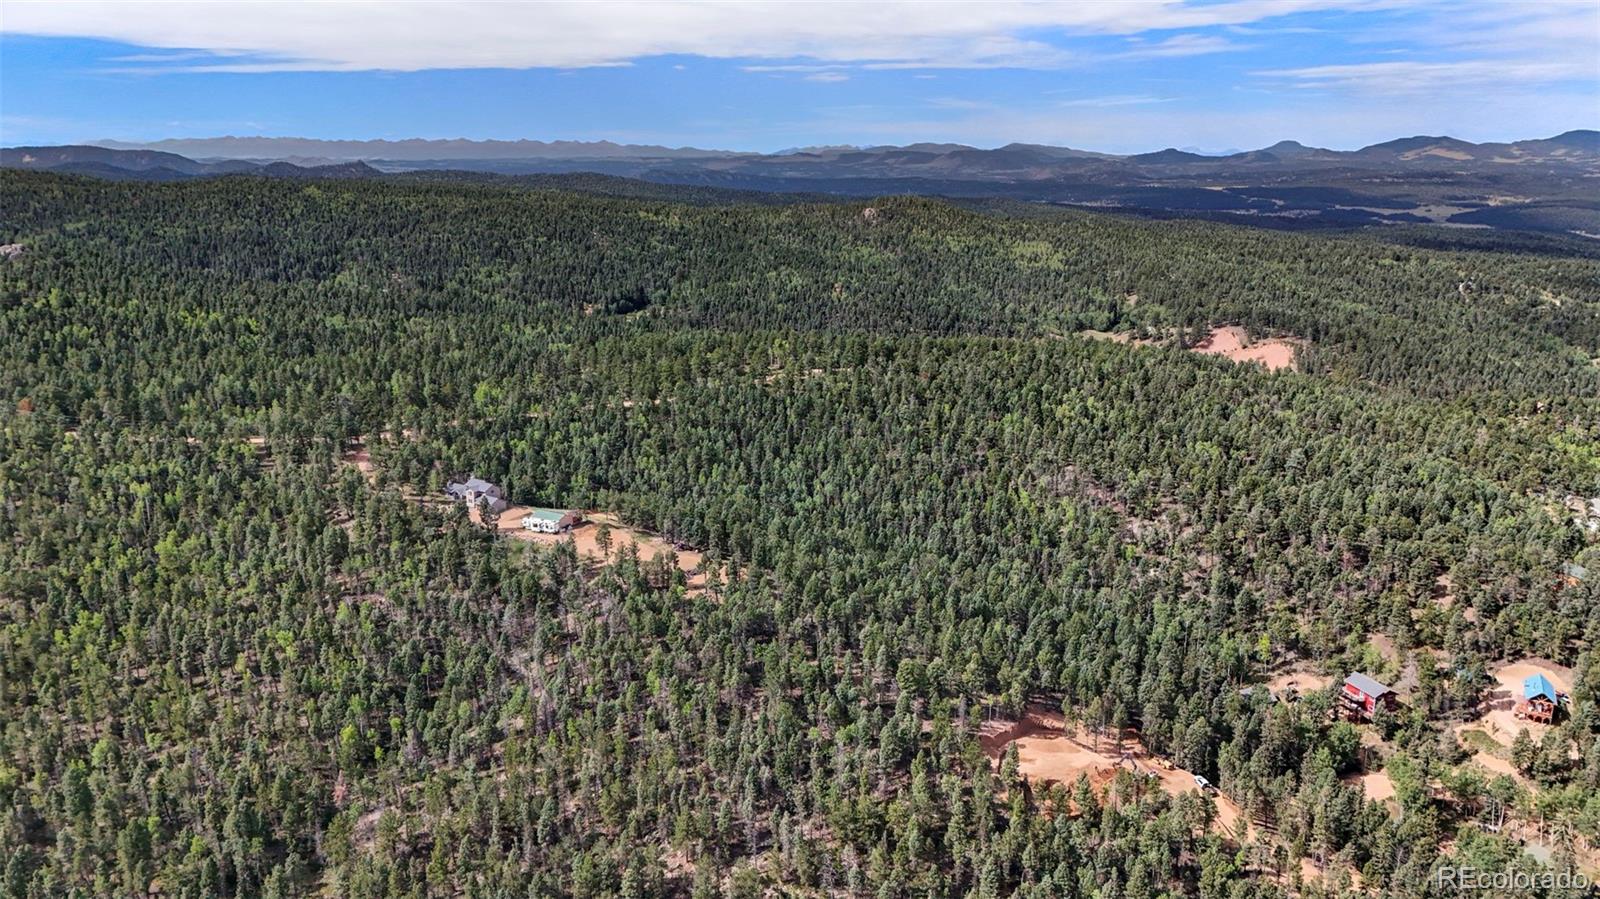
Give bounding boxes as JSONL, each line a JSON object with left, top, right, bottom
{"left": 2, "top": 170, "right": 1599, "bottom": 898}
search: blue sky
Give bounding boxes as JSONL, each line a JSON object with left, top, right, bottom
{"left": 2, "top": 1, "right": 1595, "bottom": 153}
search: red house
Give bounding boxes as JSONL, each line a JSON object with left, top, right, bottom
{"left": 1340, "top": 673, "right": 1397, "bottom": 721}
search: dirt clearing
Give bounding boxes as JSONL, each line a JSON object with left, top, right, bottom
{"left": 1266, "top": 664, "right": 1332, "bottom": 698}
{"left": 1472, "top": 659, "right": 1573, "bottom": 750}
{"left": 1189, "top": 325, "right": 1303, "bottom": 372}
{"left": 1342, "top": 769, "right": 1397, "bottom": 806}
{"left": 1077, "top": 324, "right": 1305, "bottom": 372}
{"left": 487, "top": 506, "right": 710, "bottom": 592}
{"left": 339, "top": 441, "right": 376, "bottom": 483}
{"left": 1452, "top": 723, "right": 1532, "bottom": 785}
{"left": 1076, "top": 329, "right": 1136, "bottom": 345}
{"left": 1469, "top": 750, "right": 1519, "bottom": 780}
{"left": 981, "top": 705, "right": 1245, "bottom": 834}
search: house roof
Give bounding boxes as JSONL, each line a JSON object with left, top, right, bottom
{"left": 522, "top": 508, "right": 570, "bottom": 523}
{"left": 1559, "top": 562, "right": 1588, "bottom": 581}
{"left": 1344, "top": 672, "right": 1392, "bottom": 698}
{"left": 1524, "top": 674, "right": 1559, "bottom": 703}
{"left": 447, "top": 476, "right": 501, "bottom": 496}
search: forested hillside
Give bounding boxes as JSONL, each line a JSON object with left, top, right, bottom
{"left": 1, "top": 171, "right": 1598, "bottom": 898}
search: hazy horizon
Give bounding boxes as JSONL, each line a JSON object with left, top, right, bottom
{"left": 3, "top": 0, "right": 1596, "bottom": 153}
{"left": 53, "top": 127, "right": 1600, "bottom": 160}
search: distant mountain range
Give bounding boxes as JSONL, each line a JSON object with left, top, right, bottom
{"left": 0, "top": 145, "right": 380, "bottom": 181}
{"left": 93, "top": 136, "right": 743, "bottom": 162}
{"left": 6, "top": 131, "right": 1599, "bottom": 235}
{"left": 80, "top": 130, "right": 1600, "bottom": 174}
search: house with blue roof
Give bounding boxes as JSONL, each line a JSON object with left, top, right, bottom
{"left": 1517, "top": 673, "right": 1563, "bottom": 724}
{"left": 1524, "top": 674, "right": 1557, "bottom": 703}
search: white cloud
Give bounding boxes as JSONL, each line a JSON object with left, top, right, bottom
{"left": 1057, "top": 95, "right": 1173, "bottom": 108}
{"left": 1259, "top": 58, "right": 1597, "bottom": 92}
{"left": 4, "top": 0, "right": 1592, "bottom": 152}
{"left": 925, "top": 97, "right": 994, "bottom": 110}
{"left": 743, "top": 64, "right": 850, "bottom": 73}
{"left": 1257, "top": 1, "right": 1599, "bottom": 93}
{"left": 1116, "top": 34, "right": 1244, "bottom": 59}
{"left": 1, "top": 0, "right": 1369, "bottom": 72}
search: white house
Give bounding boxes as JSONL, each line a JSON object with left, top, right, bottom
{"left": 444, "top": 476, "right": 508, "bottom": 513}
{"left": 521, "top": 508, "right": 582, "bottom": 534}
